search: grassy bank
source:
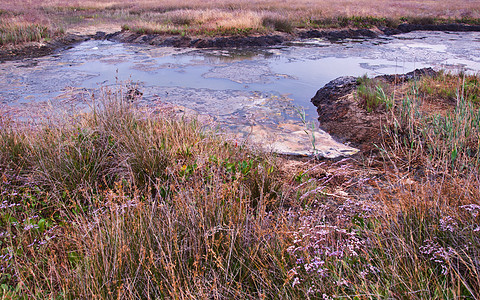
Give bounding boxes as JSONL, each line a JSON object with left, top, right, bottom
{"left": 0, "top": 0, "right": 479, "bottom": 45}
{"left": 0, "top": 17, "right": 55, "bottom": 45}
{"left": 0, "top": 25, "right": 52, "bottom": 46}
{"left": 1, "top": 75, "right": 480, "bottom": 298}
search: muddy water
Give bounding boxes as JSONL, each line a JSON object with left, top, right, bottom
{"left": 1, "top": 31, "right": 479, "bottom": 157}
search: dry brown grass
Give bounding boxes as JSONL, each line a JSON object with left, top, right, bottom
{"left": 2, "top": 0, "right": 477, "bottom": 18}
{"left": 1, "top": 79, "right": 480, "bottom": 298}
{"left": 1, "top": 0, "right": 479, "bottom": 42}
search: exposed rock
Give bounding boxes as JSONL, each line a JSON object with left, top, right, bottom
{"left": 312, "top": 82, "right": 384, "bottom": 152}
{"left": 377, "top": 27, "right": 403, "bottom": 36}
{"left": 311, "top": 68, "right": 437, "bottom": 152}
{"left": 379, "top": 67, "right": 437, "bottom": 83}
{"left": 311, "top": 76, "right": 358, "bottom": 107}
{"left": 93, "top": 31, "right": 107, "bottom": 40}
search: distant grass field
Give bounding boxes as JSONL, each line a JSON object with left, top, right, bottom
{"left": 0, "top": 0, "right": 479, "bottom": 44}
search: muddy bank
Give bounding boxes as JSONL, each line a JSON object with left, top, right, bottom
{"left": 104, "top": 31, "right": 290, "bottom": 48}
{"left": 0, "top": 34, "right": 90, "bottom": 62}
{"left": 107, "top": 23, "right": 480, "bottom": 47}
{"left": 311, "top": 68, "right": 437, "bottom": 152}
{"left": 300, "top": 23, "right": 480, "bottom": 40}
{"left": 1, "top": 22, "right": 480, "bottom": 62}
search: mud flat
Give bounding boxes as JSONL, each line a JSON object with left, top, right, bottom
{"left": 2, "top": 22, "right": 480, "bottom": 62}
{"left": 1, "top": 30, "right": 479, "bottom": 158}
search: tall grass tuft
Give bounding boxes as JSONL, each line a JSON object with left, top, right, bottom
{"left": 356, "top": 75, "right": 393, "bottom": 112}
{"left": 0, "top": 19, "right": 52, "bottom": 45}
{"left": 386, "top": 78, "right": 480, "bottom": 172}
{"left": 262, "top": 15, "right": 294, "bottom": 33}
{"left": 0, "top": 86, "right": 301, "bottom": 298}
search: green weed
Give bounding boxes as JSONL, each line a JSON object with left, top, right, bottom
{"left": 356, "top": 75, "right": 393, "bottom": 112}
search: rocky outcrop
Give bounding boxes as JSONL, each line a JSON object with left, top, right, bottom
{"left": 311, "top": 68, "right": 437, "bottom": 152}
{"left": 380, "top": 67, "right": 437, "bottom": 83}
{"left": 311, "top": 77, "right": 383, "bottom": 151}
{"left": 311, "top": 76, "right": 358, "bottom": 107}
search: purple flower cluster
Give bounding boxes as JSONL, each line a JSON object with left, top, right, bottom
{"left": 0, "top": 200, "right": 21, "bottom": 209}
{"left": 419, "top": 239, "right": 456, "bottom": 275}
{"left": 439, "top": 215, "right": 458, "bottom": 232}
{"left": 460, "top": 204, "right": 480, "bottom": 218}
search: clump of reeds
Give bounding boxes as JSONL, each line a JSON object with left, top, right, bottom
{"left": 0, "top": 18, "right": 52, "bottom": 45}
{"left": 355, "top": 75, "right": 393, "bottom": 112}
{"left": 385, "top": 73, "right": 480, "bottom": 172}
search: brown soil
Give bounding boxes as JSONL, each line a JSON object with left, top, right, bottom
{"left": 0, "top": 34, "right": 88, "bottom": 62}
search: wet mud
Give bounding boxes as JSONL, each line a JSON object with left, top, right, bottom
{"left": 1, "top": 31, "right": 479, "bottom": 157}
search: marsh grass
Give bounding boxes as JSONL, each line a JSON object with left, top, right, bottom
{"left": 1, "top": 77, "right": 480, "bottom": 298}
{"left": 0, "top": 19, "right": 52, "bottom": 45}
{"left": 384, "top": 74, "right": 480, "bottom": 172}
{"left": 373, "top": 75, "right": 480, "bottom": 296}
{"left": 356, "top": 75, "right": 393, "bottom": 112}
{"left": 120, "top": 9, "right": 265, "bottom": 36}
{"left": 1, "top": 0, "right": 479, "bottom": 43}
{"left": 419, "top": 71, "right": 480, "bottom": 104}
{"left": 0, "top": 86, "right": 300, "bottom": 298}
{"left": 286, "top": 77, "right": 480, "bottom": 296}
{"left": 307, "top": 16, "right": 399, "bottom": 29}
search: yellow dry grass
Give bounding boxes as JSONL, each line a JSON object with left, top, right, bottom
{"left": 2, "top": 0, "right": 479, "bottom": 18}
{"left": 163, "top": 9, "right": 263, "bottom": 30}
{"left": 0, "top": 0, "right": 479, "bottom": 41}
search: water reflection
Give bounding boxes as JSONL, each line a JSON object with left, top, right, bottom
{"left": 0, "top": 31, "right": 479, "bottom": 156}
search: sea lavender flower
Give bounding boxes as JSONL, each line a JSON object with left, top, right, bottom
{"left": 23, "top": 224, "right": 39, "bottom": 231}
{"left": 460, "top": 204, "right": 480, "bottom": 217}
{"left": 322, "top": 293, "right": 334, "bottom": 300}
{"left": 292, "top": 277, "right": 300, "bottom": 287}
{"left": 419, "top": 239, "right": 456, "bottom": 274}
{"left": 439, "top": 215, "right": 457, "bottom": 232}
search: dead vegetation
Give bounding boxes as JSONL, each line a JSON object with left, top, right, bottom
{"left": 0, "top": 0, "right": 479, "bottom": 45}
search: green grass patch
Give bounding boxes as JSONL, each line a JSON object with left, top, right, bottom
{"left": 356, "top": 75, "right": 393, "bottom": 112}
